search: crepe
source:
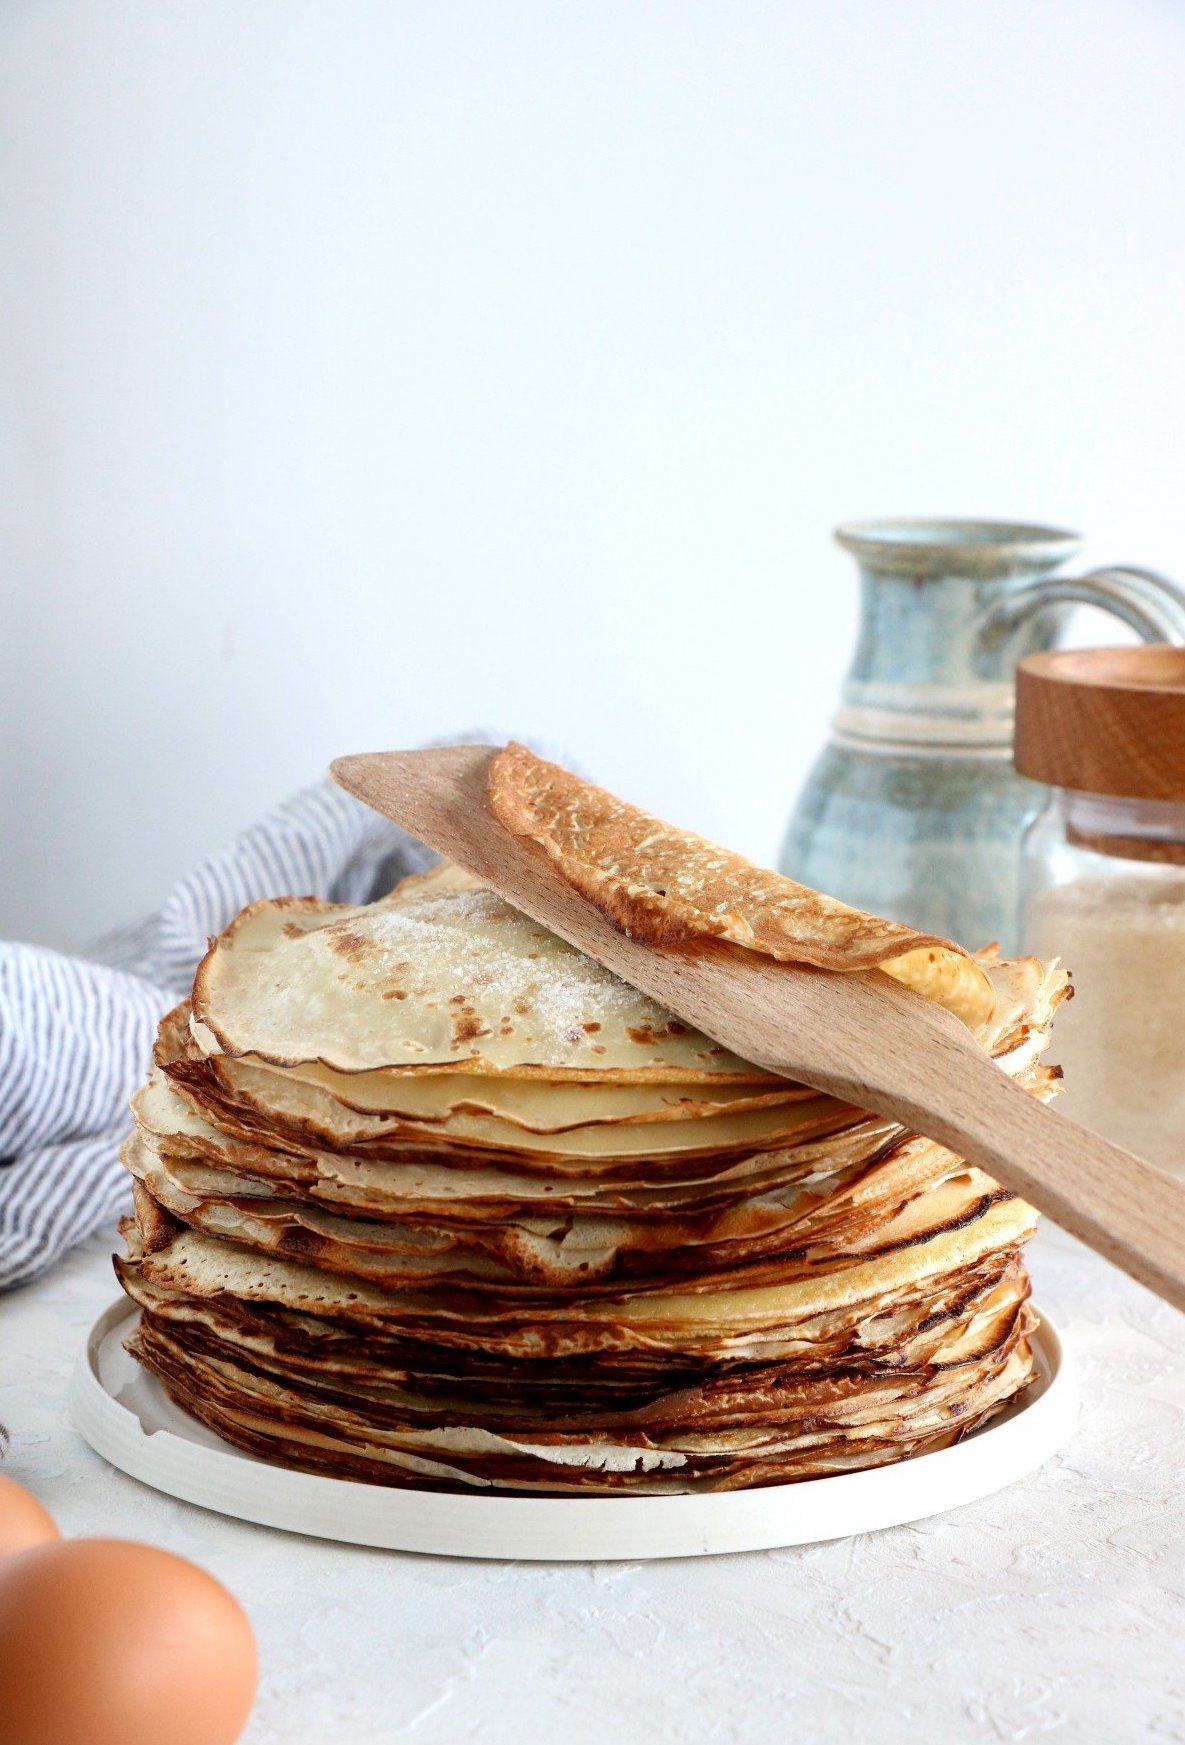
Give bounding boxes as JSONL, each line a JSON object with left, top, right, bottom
{"left": 190, "top": 865, "right": 769, "bottom": 1078}
{"left": 488, "top": 742, "right": 997, "bottom": 1028}
{"left": 114, "top": 754, "right": 1070, "bottom": 1497}
{"left": 171, "top": 940, "right": 1058, "bottom": 1163}
{"left": 118, "top": 1184, "right": 1038, "bottom": 1358}
{"left": 122, "top": 1283, "right": 1035, "bottom": 1493}
{"left": 117, "top": 1222, "right": 1037, "bottom": 1491}
{"left": 122, "top": 1116, "right": 1033, "bottom": 1295}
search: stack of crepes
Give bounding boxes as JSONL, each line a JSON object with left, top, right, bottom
{"left": 115, "top": 745, "right": 1069, "bottom": 1494}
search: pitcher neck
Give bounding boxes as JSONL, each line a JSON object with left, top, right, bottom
{"left": 833, "top": 520, "right": 1082, "bottom": 752}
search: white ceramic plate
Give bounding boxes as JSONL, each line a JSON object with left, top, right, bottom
{"left": 70, "top": 1299, "right": 1075, "bottom": 1562}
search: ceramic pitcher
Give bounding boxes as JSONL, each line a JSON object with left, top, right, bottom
{"left": 779, "top": 519, "right": 1185, "bottom": 953}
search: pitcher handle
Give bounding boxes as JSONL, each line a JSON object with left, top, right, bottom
{"left": 980, "top": 564, "right": 1185, "bottom": 646}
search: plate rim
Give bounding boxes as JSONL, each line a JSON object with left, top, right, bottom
{"left": 70, "top": 1297, "right": 1077, "bottom": 1562}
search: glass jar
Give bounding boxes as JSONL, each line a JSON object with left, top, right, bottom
{"left": 1016, "top": 647, "right": 1185, "bottom": 1173}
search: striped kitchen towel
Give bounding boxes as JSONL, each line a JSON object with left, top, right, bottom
{"left": 0, "top": 779, "right": 437, "bottom": 1291}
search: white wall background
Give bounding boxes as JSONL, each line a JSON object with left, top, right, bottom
{"left": 3, "top": 0, "right": 1185, "bottom": 950}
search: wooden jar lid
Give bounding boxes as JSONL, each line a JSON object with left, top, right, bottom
{"left": 1014, "top": 646, "right": 1185, "bottom": 800}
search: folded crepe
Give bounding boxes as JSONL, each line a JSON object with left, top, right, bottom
{"left": 488, "top": 742, "right": 998, "bottom": 1028}
{"left": 114, "top": 747, "right": 1069, "bottom": 1495}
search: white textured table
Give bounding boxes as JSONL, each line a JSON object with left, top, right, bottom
{"left": 3, "top": 1224, "right": 1184, "bottom": 1745}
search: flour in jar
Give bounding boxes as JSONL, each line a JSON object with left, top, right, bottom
{"left": 1028, "top": 874, "right": 1185, "bottom": 1173}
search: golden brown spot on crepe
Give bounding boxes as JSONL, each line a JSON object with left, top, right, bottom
{"left": 328, "top": 930, "right": 369, "bottom": 961}
{"left": 627, "top": 1023, "right": 687, "bottom": 1047}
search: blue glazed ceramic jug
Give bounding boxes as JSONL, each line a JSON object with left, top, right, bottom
{"left": 779, "top": 519, "right": 1185, "bottom": 953}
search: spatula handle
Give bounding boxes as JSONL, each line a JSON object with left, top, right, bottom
{"left": 667, "top": 966, "right": 1185, "bottom": 1314}
{"left": 890, "top": 1053, "right": 1185, "bottom": 1313}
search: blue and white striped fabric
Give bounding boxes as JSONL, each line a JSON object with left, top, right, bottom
{"left": 0, "top": 780, "right": 436, "bottom": 1291}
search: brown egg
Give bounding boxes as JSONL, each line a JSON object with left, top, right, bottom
{"left": 0, "top": 1537, "right": 258, "bottom": 1745}
{"left": 0, "top": 1476, "right": 60, "bottom": 1559}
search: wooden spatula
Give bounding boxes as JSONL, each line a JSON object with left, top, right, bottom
{"left": 332, "top": 744, "right": 1185, "bottom": 1314}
